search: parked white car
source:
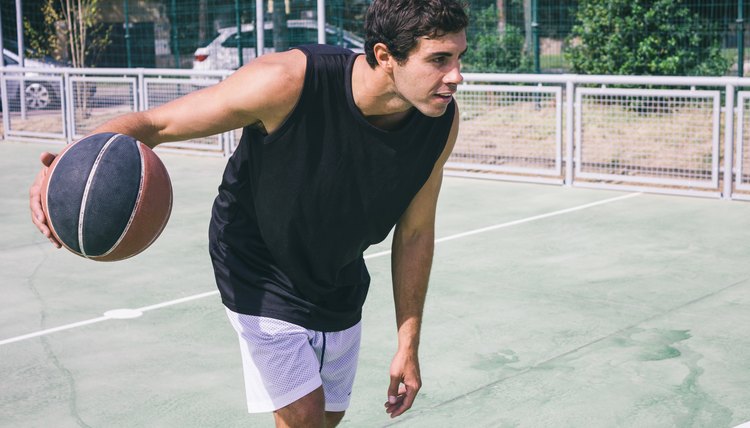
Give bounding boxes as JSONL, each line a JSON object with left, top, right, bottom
{"left": 1, "top": 49, "right": 97, "bottom": 111}
{"left": 1, "top": 49, "right": 64, "bottom": 110}
{"left": 193, "top": 19, "right": 365, "bottom": 70}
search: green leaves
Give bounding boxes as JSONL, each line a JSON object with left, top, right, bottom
{"left": 566, "top": 0, "right": 730, "bottom": 76}
{"left": 462, "top": 4, "right": 531, "bottom": 73}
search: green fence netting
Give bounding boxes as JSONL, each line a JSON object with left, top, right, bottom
{"left": 1, "top": 0, "right": 748, "bottom": 75}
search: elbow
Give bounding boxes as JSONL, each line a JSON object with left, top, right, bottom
{"left": 394, "top": 223, "right": 435, "bottom": 249}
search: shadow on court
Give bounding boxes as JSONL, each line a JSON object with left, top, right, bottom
{"left": 1, "top": 141, "right": 750, "bottom": 427}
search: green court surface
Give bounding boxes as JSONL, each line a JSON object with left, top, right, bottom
{"left": 2, "top": 141, "right": 750, "bottom": 427}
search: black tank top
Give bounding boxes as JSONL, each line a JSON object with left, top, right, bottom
{"left": 209, "top": 45, "right": 455, "bottom": 331}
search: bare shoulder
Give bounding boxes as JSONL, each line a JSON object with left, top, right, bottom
{"left": 233, "top": 49, "right": 307, "bottom": 97}
{"left": 218, "top": 49, "right": 308, "bottom": 132}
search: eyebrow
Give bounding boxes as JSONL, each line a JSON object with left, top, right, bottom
{"left": 430, "top": 48, "right": 468, "bottom": 59}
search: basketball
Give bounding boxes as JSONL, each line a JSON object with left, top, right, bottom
{"left": 40, "top": 132, "right": 173, "bottom": 261}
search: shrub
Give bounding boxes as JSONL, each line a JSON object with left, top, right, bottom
{"left": 566, "top": 0, "right": 730, "bottom": 76}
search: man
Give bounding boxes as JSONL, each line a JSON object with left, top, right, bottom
{"left": 30, "top": 0, "right": 468, "bottom": 425}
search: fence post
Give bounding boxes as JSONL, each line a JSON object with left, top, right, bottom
{"left": 739, "top": 0, "right": 745, "bottom": 77}
{"left": 15, "top": 0, "right": 23, "bottom": 66}
{"left": 124, "top": 0, "right": 132, "bottom": 68}
{"left": 318, "top": 0, "right": 326, "bottom": 44}
{"left": 16, "top": 0, "right": 27, "bottom": 120}
{"left": 256, "top": 0, "right": 265, "bottom": 57}
{"left": 1, "top": 74, "right": 9, "bottom": 138}
{"left": 171, "top": 0, "right": 180, "bottom": 68}
{"left": 0, "top": 3, "right": 4, "bottom": 65}
{"left": 64, "top": 70, "right": 73, "bottom": 144}
{"left": 138, "top": 69, "right": 146, "bottom": 111}
{"left": 532, "top": 0, "right": 540, "bottom": 74}
{"left": 565, "top": 80, "right": 575, "bottom": 186}
{"left": 724, "top": 84, "right": 736, "bottom": 199}
{"left": 235, "top": 0, "right": 244, "bottom": 67}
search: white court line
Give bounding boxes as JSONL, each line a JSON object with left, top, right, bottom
{"left": 0, "top": 316, "right": 113, "bottom": 346}
{"left": 0, "top": 291, "right": 222, "bottom": 346}
{"left": 0, "top": 192, "right": 640, "bottom": 347}
{"left": 365, "top": 192, "right": 641, "bottom": 259}
{"left": 136, "top": 290, "right": 219, "bottom": 312}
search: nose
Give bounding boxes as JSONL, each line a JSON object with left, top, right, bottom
{"left": 445, "top": 61, "right": 463, "bottom": 86}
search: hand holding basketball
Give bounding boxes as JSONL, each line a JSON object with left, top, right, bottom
{"left": 33, "top": 133, "right": 173, "bottom": 261}
{"left": 30, "top": 151, "right": 61, "bottom": 248}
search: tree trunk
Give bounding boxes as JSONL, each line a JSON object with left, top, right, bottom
{"left": 497, "top": 0, "right": 506, "bottom": 33}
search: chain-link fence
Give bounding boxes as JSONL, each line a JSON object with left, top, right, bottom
{"left": 1, "top": 0, "right": 368, "bottom": 70}
{"left": 1, "top": 0, "right": 749, "bottom": 75}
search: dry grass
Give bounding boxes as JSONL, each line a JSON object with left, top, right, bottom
{"left": 453, "top": 93, "right": 560, "bottom": 170}
{"left": 452, "top": 93, "right": 725, "bottom": 181}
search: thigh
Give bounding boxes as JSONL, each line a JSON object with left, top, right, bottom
{"left": 226, "top": 309, "right": 323, "bottom": 413}
{"left": 316, "top": 322, "right": 362, "bottom": 412}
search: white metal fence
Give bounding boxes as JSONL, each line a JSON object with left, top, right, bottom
{"left": 3, "top": 66, "right": 750, "bottom": 201}
{"left": 0, "top": 67, "right": 231, "bottom": 156}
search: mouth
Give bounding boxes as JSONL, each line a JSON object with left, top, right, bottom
{"left": 434, "top": 92, "right": 454, "bottom": 102}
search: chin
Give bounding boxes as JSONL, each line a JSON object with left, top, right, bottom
{"left": 416, "top": 103, "right": 450, "bottom": 118}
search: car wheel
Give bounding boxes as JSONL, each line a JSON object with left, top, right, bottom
{"left": 24, "top": 82, "right": 52, "bottom": 110}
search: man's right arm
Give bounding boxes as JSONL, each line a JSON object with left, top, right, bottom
{"left": 92, "top": 49, "right": 308, "bottom": 147}
{"left": 30, "top": 49, "right": 308, "bottom": 244}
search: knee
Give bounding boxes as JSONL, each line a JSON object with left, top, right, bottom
{"left": 326, "top": 411, "right": 345, "bottom": 427}
{"left": 274, "top": 387, "right": 326, "bottom": 427}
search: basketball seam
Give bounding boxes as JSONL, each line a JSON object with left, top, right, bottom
{"left": 99, "top": 140, "right": 146, "bottom": 259}
{"left": 78, "top": 133, "right": 122, "bottom": 258}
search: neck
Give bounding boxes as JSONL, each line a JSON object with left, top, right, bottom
{"left": 351, "top": 56, "right": 413, "bottom": 124}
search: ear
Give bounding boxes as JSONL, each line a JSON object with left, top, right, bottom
{"left": 372, "top": 42, "right": 394, "bottom": 72}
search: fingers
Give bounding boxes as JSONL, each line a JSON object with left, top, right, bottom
{"left": 40, "top": 151, "right": 56, "bottom": 167}
{"left": 384, "top": 381, "right": 419, "bottom": 418}
{"left": 30, "top": 152, "right": 62, "bottom": 248}
{"left": 384, "top": 351, "right": 422, "bottom": 418}
{"left": 383, "top": 384, "right": 405, "bottom": 414}
{"left": 387, "top": 375, "right": 401, "bottom": 403}
{"left": 29, "top": 194, "right": 61, "bottom": 248}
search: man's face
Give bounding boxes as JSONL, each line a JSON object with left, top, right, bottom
{"left": 391, "top": 30, "right": 467, "bottom": 117}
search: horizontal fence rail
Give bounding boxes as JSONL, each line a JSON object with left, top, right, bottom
{"left": 3, "top": 66, "right": 750, "bottom": 200}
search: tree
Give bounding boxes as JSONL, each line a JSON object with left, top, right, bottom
{"left": 25, "top": 0, "right": 110, "bottom": 67}
{"left": 61, "top": 0, "right": 107, "bottom": 67}
{"left": 462, "top": 4, "right": 530, "bottom": 72}
{"left": 566, "top": 0, "right": 730, "bottom": 76}
{"left": 25, "top": 0, "right": 110, "bottom": 116}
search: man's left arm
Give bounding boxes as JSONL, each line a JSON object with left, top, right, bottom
{"left": 385, "top": 106, "right": 460, "bottom": 418}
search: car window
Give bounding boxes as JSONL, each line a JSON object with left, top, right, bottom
{"left": 286, "top": 27, "right": 362, "bottom": 49}
{"left": 3, "top": 54, "right": 19, "bottom": 65}
{"left": 221, "top": 31, "right": 257, "bottom": 48}
{"left": 198, "top": 31, "right": 221, "bottom": 47}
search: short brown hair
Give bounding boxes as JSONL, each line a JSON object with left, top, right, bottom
{"left": 364, "top": 0, "right": 469, "bottom": 68}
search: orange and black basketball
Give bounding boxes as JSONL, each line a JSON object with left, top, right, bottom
{"left": 40, "top": 133, "right": 173, "bottom": 261}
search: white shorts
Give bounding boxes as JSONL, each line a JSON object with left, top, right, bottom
{"left": 225, "top": 308, "right": 362, "bottom": 413}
